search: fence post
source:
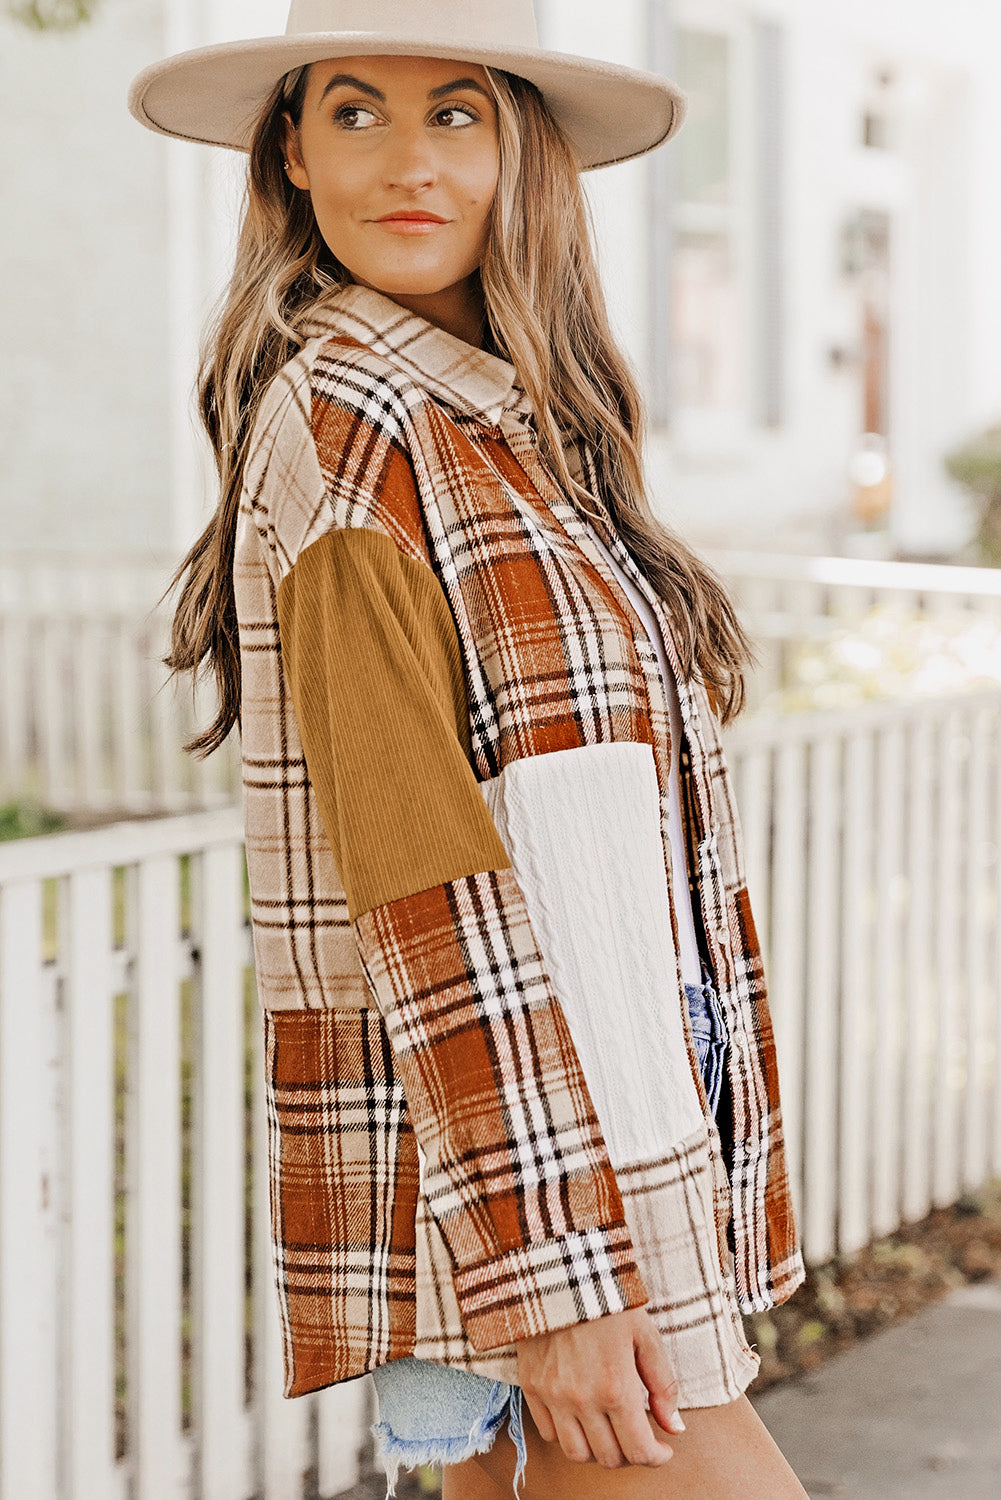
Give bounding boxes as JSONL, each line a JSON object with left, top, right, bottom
{"left": 0, "top": 879, "right": 58, "bottom": 1500}
{"left": 902, "top": 714, "right": 935, "bottom": 1223}
{"left": 63, "top": 866, "right": 123, "bottom": 1499}
{"left": 769, "top": 738, "right": 807, "bottom": 1223}
{"left": 839, "top": 726, "right": 875, "bottom": 1255}
{"left": 127, "top": 855, "right": 187, "bottom": 1499}
{"left": 191, "top": 842, "right": 252, "bottom": 1499}
{"left": 931, "top": 707, "right": 965, "bottom": 1208}
{"left": 803, "top": 734, "right": 840, "bottom": 1264}
{"left": 871, "top": 721, "right": 907, "bottom": 1237}
{"left": 963, "top": 703, "right": 994, "bottom": 1192}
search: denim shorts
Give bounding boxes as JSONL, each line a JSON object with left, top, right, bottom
{"left": 371, "top": 1355, "right": 528, "bottom": 1497}
{"left": 370, "top": 967, "right": 729, "bottom": 1495}
{"left": 685, "top": 959, "right": 729, "bottom": 1115}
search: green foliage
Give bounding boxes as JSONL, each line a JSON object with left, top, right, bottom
{"left": 0, "top": 799, "right": 67, "bottom": 842}
{"left": 944, "top": 421, "right": 1001, "bottom": 567}
{"left": 7, "top": 0, "right": 99, "bottom": 30}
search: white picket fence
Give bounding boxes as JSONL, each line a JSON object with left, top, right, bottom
{"left": 0, "top": 810, "right": 373, "bottom": 1500}
{"left": 4, "top": 549, "right": 1001, "bottom": 816}
{"left": 726, "top": 687, "right": 1001, "bottom": 1263}
{"left": 2, "top": 685, "right": 1001, "bottom": 1498}
{"left": 0, "top": 555, "right": 240, "bottom": 816}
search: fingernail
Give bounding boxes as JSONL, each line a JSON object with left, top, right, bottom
{"left": 668, "top": 1411, "right": 686, "bottom": 1434}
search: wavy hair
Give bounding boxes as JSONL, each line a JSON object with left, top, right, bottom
{"left": 167, "top": 62, "right": 758, "bottom": 754}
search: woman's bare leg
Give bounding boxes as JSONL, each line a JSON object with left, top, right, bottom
{"left": 466, "top": 1393, "right": 807, "bottom": 1499}
{"left": 442, "top": 1456, "right": 510, "bottom": 1498}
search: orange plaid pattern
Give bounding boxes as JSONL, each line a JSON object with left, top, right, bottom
{"left": 236, "top": 280, "right": 804, "bottom": 1407}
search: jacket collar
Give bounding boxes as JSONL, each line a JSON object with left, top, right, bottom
{"left": 299, "top": 282, "right": 668, "bottom": 637}
{"left": 300, "top": 280, "right": 535, "bottom": 428}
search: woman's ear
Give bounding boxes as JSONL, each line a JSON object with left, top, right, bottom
{"left": 280, "top": 110, "right": 310, "bottom": 190}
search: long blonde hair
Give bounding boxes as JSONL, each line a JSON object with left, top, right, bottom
{"left": 167, "top": 62, "right": 758, "bottom": 754}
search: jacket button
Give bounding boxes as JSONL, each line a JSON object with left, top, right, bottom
{"left": 716, "top": 927, "right": 730, "bottom": 947}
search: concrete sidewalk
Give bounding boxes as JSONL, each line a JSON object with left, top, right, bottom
{"left": 752, "top": 1276, "right": 1001, "bottom": 1498}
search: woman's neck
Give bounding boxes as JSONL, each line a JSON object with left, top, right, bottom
{"left": 348, "top": 271, "right": 487, "bottom": 350}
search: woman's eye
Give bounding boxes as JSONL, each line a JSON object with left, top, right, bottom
{"left": 434, "top": 105, "right": 479, "bottom": 127}
{"left": 333, "top": 104, "right": 379, "bottom": 129}
{"left": 332, "top": 101, "right": 479, "bottom": 130}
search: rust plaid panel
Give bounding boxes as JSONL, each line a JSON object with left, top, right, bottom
{"left": 453, "top": 1224, "right": 642, "bottom": 1351}
{"left": 236, "top": 280, "right": 805, "bottom": 1399}
{"left": 264, "top": 1006, "right": 419, "bottom": 1390}
{"left": 413, "top": 402, "right": 657, "bottom": 775}
{"left": 354, "top": 865, "right": 647, "bottom": 1350}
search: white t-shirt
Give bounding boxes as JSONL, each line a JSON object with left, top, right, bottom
{"left": 585, "top": 530, "right": 704, "bottom": 988}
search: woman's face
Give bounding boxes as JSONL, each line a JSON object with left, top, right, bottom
{"left": 282, "top": 55, "right": 500, "bottom": 305}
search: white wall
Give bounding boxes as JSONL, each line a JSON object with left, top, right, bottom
{"left": 0, "top": 0, "right": 171, "bottom": 554}
{"left": 0, "top": 0, "right": 278, "bottom": 558}
{"left": 4, "top": 0, "right": 1001, "bottom": 561}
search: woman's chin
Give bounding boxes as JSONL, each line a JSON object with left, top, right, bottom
{"left": 349, "top": 269, "right": 473, "bottom": 299}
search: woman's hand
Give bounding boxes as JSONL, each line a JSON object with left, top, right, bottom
{"left": 514, "top": 1305, "right": 685, "bottom": 1469}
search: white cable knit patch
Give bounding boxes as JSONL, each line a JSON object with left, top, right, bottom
{"left": 479, "top": 740, "right": 706, "bottom": 1166}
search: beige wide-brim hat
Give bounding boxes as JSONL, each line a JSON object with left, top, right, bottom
{"left": 128, "top": 0, "right": 688, "bottom": 171}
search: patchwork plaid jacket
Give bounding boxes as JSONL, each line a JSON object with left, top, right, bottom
{"left": 234, "top": 280, "right": 804, "bottom": 1409}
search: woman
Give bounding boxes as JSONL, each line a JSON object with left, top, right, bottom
{"left": 130, "top": 3, "right": 807, "bottom": 1496}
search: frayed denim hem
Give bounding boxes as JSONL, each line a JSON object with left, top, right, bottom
{"left": 372, "top": 1380, "right": 527, "bottom": 1499}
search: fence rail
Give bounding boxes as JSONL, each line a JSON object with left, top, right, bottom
{"left": 3, "top": 685, "right": 1001, "bottom": 1497}
{"left": 4, "top": 550, "right": 1001, "bottom": 816}
{"left": 714, "top": 549, "right": 1001, "bottom": 708}
{"left": 0, "top": 555, "right": 239, "bottom": 816}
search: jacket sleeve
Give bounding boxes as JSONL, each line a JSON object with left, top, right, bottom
{"left": 263, "top": 348, "right": 648, "bottom": 1353}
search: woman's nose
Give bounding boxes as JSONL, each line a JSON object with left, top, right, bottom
{"left": 382, "top": 126, "right": 437, "bottom": 191}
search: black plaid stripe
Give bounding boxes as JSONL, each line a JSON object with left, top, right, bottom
{"left": 354, "top": 867, "right": 639, "bottom": 1304}
{"left": 453, "top": 1223, "right": 643, "bottom": 1348}
{"left": 421, "top": 419, "right": 652, "bottom": 768}
{"left": 264, "top": 1006, "right": 419, "bottom": 1388}
{"left": 236, "top": 281, "right": 804, "bottom": 1398}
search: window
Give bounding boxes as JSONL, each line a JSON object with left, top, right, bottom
{"left": 672, "top": 30, "right": 742, "bottom": 417}
{"left": 647, "top": 6, "right": 785, "bottom": 438}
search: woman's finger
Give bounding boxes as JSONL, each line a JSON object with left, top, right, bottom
{"left": 522, "top": 1390, "right": 558, "bottom": 1445}
{"left": 606, "top": 1390, "right": 675, "bottom": 1467}
{"left": 579, "top": 1409, "right": 627, "bottom": 1469}
{"left": 634, "top": 1327, "right": 686, "bottom": 1436}
{"left": 551, "top": 1410, "right": 595, "bottom": 1464}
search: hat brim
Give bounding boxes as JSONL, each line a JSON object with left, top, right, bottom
{"left": 127, "top": 34, "right": 688, "bottom": 170}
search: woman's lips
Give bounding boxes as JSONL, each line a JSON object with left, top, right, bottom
{"left": 373, "top": 218, "right": 448, "bottom": 235}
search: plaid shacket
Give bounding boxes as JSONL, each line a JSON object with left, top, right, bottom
{"left": 234, "top": 281, "right": 805, "bottom": 1408}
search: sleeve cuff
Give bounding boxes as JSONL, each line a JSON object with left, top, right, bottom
{"left": 453, "top": 1222, "right": 649, "bottom": 1351}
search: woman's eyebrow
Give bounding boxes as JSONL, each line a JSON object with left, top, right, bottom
{"left": 318, "top": 73, "right": 385, "bottom": 104}
{"left": 317, "top": 73, "right": 492, "bottom": 107}
{"left": 427, "top": 77, "right": 492, "bottom": 102}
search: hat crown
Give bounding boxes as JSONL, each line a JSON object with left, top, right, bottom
{"left": 284, "top": 0, "right": 540, "bottom": 48}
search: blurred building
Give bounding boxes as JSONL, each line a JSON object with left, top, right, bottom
{"left": 3, "top": 0, "right": 1001, "bottom": 561}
